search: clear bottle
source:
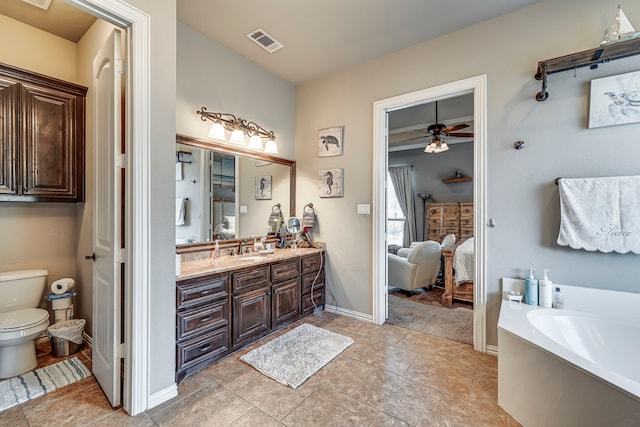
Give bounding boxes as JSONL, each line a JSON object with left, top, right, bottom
{"left": 553, "top": 286, "right": 564, "bottom": 309}
{"left": 212, "top": 240, "right": 220, "bottom": 261}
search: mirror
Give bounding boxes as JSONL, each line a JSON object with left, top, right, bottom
{"left": 175, "top": 134, "right": 295, "bottom": 249}
{"left": 286, "top": 217, "right": 301, "bottom": 234}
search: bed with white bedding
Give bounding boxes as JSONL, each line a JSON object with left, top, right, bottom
{"left": 442, "top": 237, "right": 474, "bottom": 306}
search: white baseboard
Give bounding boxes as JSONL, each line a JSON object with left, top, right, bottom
{"left": 486, "top": 344, "right": 498, "bottom": 357}
{"left": 148, "top": 383, "right": 178, "bottom": 409}
{"left": 325, "top": 305, "right": 373, "bottom": 323}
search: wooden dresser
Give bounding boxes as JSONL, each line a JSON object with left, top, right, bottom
{"left": 426, "top": 201, "right": 473, "bottom": 242}
{"left": 176, "top": 249, "right": 325, "bottom": 382}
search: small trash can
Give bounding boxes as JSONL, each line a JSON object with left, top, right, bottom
{"left": 47, "top": 319, "right": 86, "bottom": 358}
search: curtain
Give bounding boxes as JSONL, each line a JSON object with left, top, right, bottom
{"left": 389, "top": 166, "right": 417, "bottom": 247}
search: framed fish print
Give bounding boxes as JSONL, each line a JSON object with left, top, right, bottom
{"left": 318, "top": 169, "right": 343, "bottom": 198}
{"left": 589, "top": 70, "right": 640, "bottom": 128}
{"left": 318, "top": 126, "right": 344, "bottom": 157}
{"left": 255, "top": 176, "right": 272, "bottom": 200}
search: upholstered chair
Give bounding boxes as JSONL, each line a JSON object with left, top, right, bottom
{"left": 387, "top": 241, "right": 442, "bottom": 292}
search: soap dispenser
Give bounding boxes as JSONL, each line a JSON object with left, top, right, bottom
{"left": 524, "top": 268, "right": 538, "bottom": 306}
{"left": 539, "top": 268, "right": 553, "bottom": 308}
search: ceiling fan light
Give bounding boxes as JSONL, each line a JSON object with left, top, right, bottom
{"left": 440, "top": 142, "right": 449, "bottom": 151}
{"left": 208, "top": 122, "right": 226, "bottom": 140}
{"left": 230, "top": 129, "right": 246, "bottom": 144}
{"left": 248, "top": 134, "right": 263, "bottom": 150}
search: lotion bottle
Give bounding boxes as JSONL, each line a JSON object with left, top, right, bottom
{"left": 553, "top": 286, "right": 564, "bottom": 309}
{"left": 524, "top": 268, "right": 538, "bottom": 306}
{"left": 539, "top": 268, "right": 552, "bottom": 308}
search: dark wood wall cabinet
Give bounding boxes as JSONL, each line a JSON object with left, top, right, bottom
{"left": 176, "top": 251, "right": 325, "bottom": 382}
{"left": 0, "top": 62, "right": 87, "bottom": 202}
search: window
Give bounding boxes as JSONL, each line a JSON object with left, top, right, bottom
{"left": 387, "top": 174, "right": 405, "bottom": 246}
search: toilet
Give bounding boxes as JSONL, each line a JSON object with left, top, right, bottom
{"left": 0, "top": 269, "right": 50, "bottom": 379}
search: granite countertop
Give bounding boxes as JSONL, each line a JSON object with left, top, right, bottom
{"left": 177, "top": 247, "right": 324, "bottom": 280}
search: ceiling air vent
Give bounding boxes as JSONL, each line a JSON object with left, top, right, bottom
{"left": 246, "top": 28, "right": 283, "bottom": 53}
{"left": 20, "top": 0, "right": 52, "bottom": 10}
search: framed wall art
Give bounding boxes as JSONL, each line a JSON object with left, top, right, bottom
{"left": 318, "top": 126, "right": 344, "bottom": 157}
{"left": 589, "top": 70, "right": 640, "bottom": 128}
{"left": 255, "top": 175, "right": 272, "bottom": 200}
{"left": 318, "top": 169, "right": 343, "bottom": 198}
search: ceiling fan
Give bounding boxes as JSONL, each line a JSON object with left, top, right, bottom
{"left": 416, "top": 100, "right": 474, "bottom": 141}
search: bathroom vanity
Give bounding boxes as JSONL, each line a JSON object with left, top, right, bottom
{"left": 175, "top": 248, "right": 325, "bottom": 382}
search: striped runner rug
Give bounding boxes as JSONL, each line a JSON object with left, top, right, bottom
{"left": 0, "top": 357, "right": 91, "bottom": 411}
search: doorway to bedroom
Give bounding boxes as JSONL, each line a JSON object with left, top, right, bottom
{"left": 385, "top": 94, "right": 474, "bottom": 346}
{"left": 372, "top": 75, "right": 487, "bottom": 352}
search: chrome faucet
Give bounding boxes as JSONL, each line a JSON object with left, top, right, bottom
{"left": 238, "top": 239, "right": 247, "bottom": 255}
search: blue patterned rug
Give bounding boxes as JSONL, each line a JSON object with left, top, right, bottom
{"left": 0, "top": 357, "right": 91, "bottom": 411}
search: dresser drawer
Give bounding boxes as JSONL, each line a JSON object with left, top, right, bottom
{"left": 177, "top": 273, "right": 228, "bottom": 309}
{"left": 301, "top": 253, "right": 322, "bottom": 274}
{"left": 177, "top": 300, "right": 229, "bottom": 341}
{"left": 302, "top": 287, "right": 325, "bottom": 316}
{"left": 301, "top": 269, "right": 324, "bottom": 294}
{"left": 177, "top": 328, "right": 230, "bottom": 371}
{"left": 271, "top": 259, "right": 299, "bottom": 282}
{"left": 232, "top": 265, "right": 270, "bottom": 293}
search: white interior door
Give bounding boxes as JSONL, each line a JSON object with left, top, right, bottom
{"left": 92, "top": 29, "right": 123, "bottom": 407}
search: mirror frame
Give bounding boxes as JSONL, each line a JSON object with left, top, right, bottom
{"left": 176, "top": 133, "right": 296, "bottom": 253}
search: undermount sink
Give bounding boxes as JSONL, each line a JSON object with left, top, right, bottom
{"left": 236, "top": 256, "right": 263, "bottom": 261}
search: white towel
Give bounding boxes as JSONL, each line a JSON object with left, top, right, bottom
{"left": 557, "top": 176, "right": 640, "bottom": 254}
{"left": 175, "top": 162, "right": 183, "bottom": 181}
{"left": 176, "top": 198, "right": 186, "bottom": 226}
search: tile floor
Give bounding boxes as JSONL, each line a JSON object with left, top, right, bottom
{"left": 1, "top": 313, "right": 521, "bottom": 426}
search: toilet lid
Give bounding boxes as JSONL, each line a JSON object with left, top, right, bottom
{"left": 0, "top": 308, "right": 49, "bottom": 331}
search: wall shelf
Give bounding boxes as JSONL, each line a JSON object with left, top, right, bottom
{"left": 442, "top": 177, "right": 472, "bottom": 183}
{"left": 534, "top": 37, "right": 640, "bottom": 101}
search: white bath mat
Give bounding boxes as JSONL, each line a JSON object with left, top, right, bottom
{"left": 0, "top": 357, "right": 91, "bottom": 411}
{"left": 240, "top": 323, "right": 353, "bottom": 389}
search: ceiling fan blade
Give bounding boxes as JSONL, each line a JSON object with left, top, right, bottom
{"left": 446, "top": 132, "right": 474, "bottom": 138}
{"left": 442, "top": 123, "right": 469, "bottom": 133}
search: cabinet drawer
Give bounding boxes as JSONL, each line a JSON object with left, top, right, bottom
{"left": 271, "top": 259, "right": 299, "bottom": 282}
{"left": 177, "top": 328, "right": 230, "bottom": 372}
{"left": 177, "top": 300, "right": 229, "bottom": 341}
{"left": 301, "top": 269, "right": 324, "bottom": 294}
{"left": 177, "top": 273, "right": 228, "bottom": 309}
{"left": 301, "top": 253, "right": 322, "bottom": 274}
{"left": 232, "top": 265, "right": 270, "bottom": 293}
{"left": 302, "top": 287, "right": 325, "bottom": 316}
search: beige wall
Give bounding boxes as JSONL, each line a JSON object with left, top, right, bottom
{"left": 295, "top": 0, "right": 640, "bottom": 345}
{"left": 0, "top": 15, "right": 80, "bottom": 308}
{"left": 0, "top": 14, "right": 77, "bottom": 82}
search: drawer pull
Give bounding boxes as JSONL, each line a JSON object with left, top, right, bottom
{"left": 199, "top": 289, "right": 213, "bottom": 295}
{"left": 198, "top": 316, "right": 213, "bottom": 323}
{"left": 198, "top": 344, "right": 213, "bottom": 352}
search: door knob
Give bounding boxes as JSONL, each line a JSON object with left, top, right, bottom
{"left": 85, "top": 253, "right": 96, "bottom": 261}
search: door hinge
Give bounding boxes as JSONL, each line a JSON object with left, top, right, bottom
{"left": 116, "top": 59, "right": 126, "bottom": 75}
{"left": 117, "top": 342, "right": 125, "bottom": 358}
{"left": 116, "top": 247, "right": 126, "bottom": 264}
{"left": 116, "top": 153, "right": 126, "bottom": 169}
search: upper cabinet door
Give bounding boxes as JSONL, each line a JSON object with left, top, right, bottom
{"left": 21, "top": 84, "right": 80, "bottom": 200}
{"left": 0, "top": 80, "right": 18, "bottom": 196}
{"left": 0, "top": 62, "right": 87, "bottom": 202}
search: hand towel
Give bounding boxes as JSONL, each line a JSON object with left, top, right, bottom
{"left": 557, "top": 176, "right": 640, "bottom": 253}
{"left": 302, "top": 205, "right": 317, "bottom": 228}
{"left": 176, "top": 198, "right": 186, "bottom": 226}
{"left": 175, "top": 162, "right": 183, "bottom": 181}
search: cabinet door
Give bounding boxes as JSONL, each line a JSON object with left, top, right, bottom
{"left": 272, "top": 278, "right": 300, "bottom": 328}
{"left": 0, "top": 81, "right": 18, "bottom": 196}
{"left": 233, "top": 286, "right": 271, "bottom": 347}
{"left": 20, "top": 84, "right": 83, "bottom": 200}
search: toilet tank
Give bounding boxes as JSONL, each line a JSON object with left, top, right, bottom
{"left": 0, "top": 269, "right": 49, "bottom": 313}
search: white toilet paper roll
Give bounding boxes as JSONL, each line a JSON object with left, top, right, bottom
{"left": 51, "top": 277, "right": 75, "bottom": 294}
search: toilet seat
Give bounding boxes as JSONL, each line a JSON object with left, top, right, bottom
{"left": 0, "top": 308, "right": 49, "bottom": 332}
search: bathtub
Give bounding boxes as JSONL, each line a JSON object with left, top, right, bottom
{"left": 498, "top": 278, "right": 640, "bottom": 427}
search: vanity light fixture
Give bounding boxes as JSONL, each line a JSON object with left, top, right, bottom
{"left": 197, "top": 106, "right": 278, "bottom": 154}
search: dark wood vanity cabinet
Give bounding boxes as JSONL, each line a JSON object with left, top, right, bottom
{"left": 176, "top": 272, "right": 230, "bottom": 381}
{"left": 176, "top": 250, "right": 324, "bottom": 382}
{"left": 0, "top": 63, "right": 87, "bottom": 202}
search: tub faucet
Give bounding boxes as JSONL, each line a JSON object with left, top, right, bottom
{"left": 238, "top": 239, "right": 247, "bottom": 255}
